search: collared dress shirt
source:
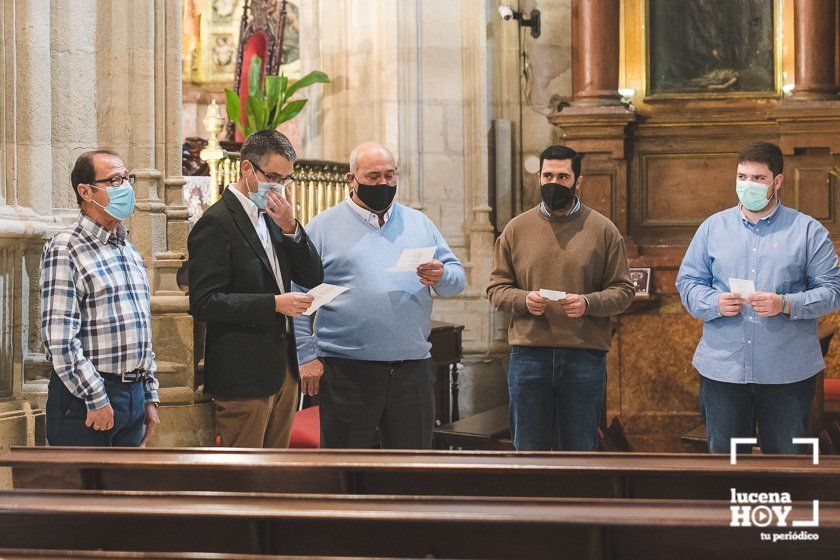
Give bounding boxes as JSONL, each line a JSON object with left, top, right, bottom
{"left": 346, "top": 193, "right": 394, "bottom": 228}
{"left": 676, "top": 203, "right": 840, "bottom": 384}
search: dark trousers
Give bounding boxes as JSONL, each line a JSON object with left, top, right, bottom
{"left": 319, "top": 357, "right": 436, "bottom": 449}
{"left": 508, "top": 346, "right": 607, "bottom": 451}
{"left": 700, "top": 374, "right": 817, "bottom": 454}
{"left": 46, "top": 372, "right": 146, "bottom": 447}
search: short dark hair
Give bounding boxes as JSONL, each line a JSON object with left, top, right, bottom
{"left": 240, "top": 129, "right": 297, "bottom": 171}
{"left": 738, "top": 141, "right": 783, "bottom": 177}
{"left": 71, "top": 149, "right": 123, "bottom": 205}
{"left": 539, "top": 145, "right": 582, "bottom": 180}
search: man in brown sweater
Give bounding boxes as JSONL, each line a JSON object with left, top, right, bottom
{"left": 487, "top": 145, "right": 634, "bottom": 451}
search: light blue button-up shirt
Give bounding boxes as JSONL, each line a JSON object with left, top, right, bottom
{"left": 676, "top": 203, "right": 840, "bottom": 384}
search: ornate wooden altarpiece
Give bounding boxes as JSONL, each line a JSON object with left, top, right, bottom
{"left": 548, "top": 0, "right": 840, "bottom": 450}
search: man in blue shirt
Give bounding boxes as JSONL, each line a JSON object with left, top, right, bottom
{"left": 294, "top": 142, "right": 466, "bottom": 449}
{"left": 677, "top": 141, "right": 840, "bottom": 454}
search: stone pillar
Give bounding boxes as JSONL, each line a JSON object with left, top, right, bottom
{"left": 1, "top": 1, "right": 66, "bottom": 486}
{"left": 570, "top": 0, "right": 622, "bottom": 106}
{"left": 50, "top": 0, "right": 98, "bottom": 214}
{"left": 553, "top": 0, "right": 634, "bottom": 237}
{"left": 13, "top": 0, "right": 52, "bottom": 214}
{"left": 160, "top": 0, "right": 190, "bottom": 257}
{"left": 461, "top": 0, "right": 494, "bottom": 295}
{"left": 790, "top": 0, "right": 839, "bottom": 100}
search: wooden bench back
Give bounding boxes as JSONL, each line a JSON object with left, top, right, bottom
{"left": 0, "top": 489, "right": 836, "bottom": 559}
{"left": 3, "top": 447, "right": 837, "bottom": 500}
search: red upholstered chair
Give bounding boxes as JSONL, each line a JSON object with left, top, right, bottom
{"left": 825, "top": 378, "right": 840, "bottom": 402}
{"left": 289, "top": 405, "right": 320, "bottom": 448}
{"left": 214, "top": 406, "right": 320, "bottom": 448}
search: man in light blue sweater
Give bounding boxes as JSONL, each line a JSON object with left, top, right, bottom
{"left": 294, "top": 142, "right": 465, "bottom": 449}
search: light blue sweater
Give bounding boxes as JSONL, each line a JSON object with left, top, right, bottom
{"left": 294, "top": 201, "right": 466, "bottom": 363}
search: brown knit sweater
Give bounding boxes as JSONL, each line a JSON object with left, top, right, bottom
{"left": 487, "top": 205, "right": 635, "bottom": 351}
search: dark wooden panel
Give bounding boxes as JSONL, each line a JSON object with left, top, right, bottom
{"left": 581, "top": 171, "right": 614, "bottom": 220}
{"left": 794, "top": 166, "right": 834, "bottom": 221}
{"left": 640, "top": 152, "right": 738, "bottom": 227}
{"left": 787, "top": 147, "right": 839, "bottom": 227}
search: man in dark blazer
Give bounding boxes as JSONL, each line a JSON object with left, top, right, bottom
{"left": 188, "top": 130, "right": 323, "bottom": 448}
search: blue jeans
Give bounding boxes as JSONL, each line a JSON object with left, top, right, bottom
{"left": 46, "top": 372, "right": 147, "bottom": 447}
{"left": 508, "top": 346, "right": 606, "bottom": 451}
{"left": 699, "top": 374, "right": 816, "bottom": 454}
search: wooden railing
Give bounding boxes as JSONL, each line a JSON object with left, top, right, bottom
{"left": 201, "top": 149, "right": 349, "bottom": 226}
{"left": 291, "top": 159, "right": 352, "bottom": 225}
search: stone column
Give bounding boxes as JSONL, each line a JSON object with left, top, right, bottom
{"left": 50, "top": 0, "right": 98, "bottom": 215}
{"left": 570, "top": 0, "right": 622, "bottom": 106}
{"left": 461, "top": 0, "right": 494, "bottom": 295}
{"left": 1, "top": 1, "right": 65, "bottom": 484}
{"left": 159, "top": 0, "right": 189, "bottom": 257}
{"left": 790, "top": 0, "right": 839, "bottom": 100}
{"left": 13, "top": 0, "right": 52, "bottom": 214}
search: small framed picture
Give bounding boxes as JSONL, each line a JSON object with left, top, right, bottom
{"left": 629, "top": 267, "right": 651, "bottom": 297}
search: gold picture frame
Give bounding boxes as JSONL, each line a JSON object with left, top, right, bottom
{"left": 620, "top": 0, "right": 787, "bottom": 105}
{"left": 644, "top": 0, "right": 783, "bottom": 100}
{"left": 185, "top": 0, "right": 301, "bottom": 86}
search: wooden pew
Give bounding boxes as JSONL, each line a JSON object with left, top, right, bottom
{"left": 0, "top": 489, "right": 836, "bottom": 559}
{"left": 3, "top": 447, "right": 838, "bottom": 501}
{"left": 0, "top": 552, "right": 398, "bottom": 560}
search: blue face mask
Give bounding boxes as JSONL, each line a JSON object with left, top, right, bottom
{"left": 736, "top": 179, "right": 773, "bottom": 212}
{"left": 91, "top": 182, "right": 136, "bottom": 220}
{"left": 248, "top": 180, "right": 284, "bottom": 210}
{"left": 245, "top": 164, "right": 285, "bottom": 210}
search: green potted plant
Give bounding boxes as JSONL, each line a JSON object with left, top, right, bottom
{"left": 224, "top": 53, "right": 330, "bottom": 137}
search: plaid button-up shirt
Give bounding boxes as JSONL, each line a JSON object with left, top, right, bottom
{"left": 40, "top": 213, "right": 159, "bottom": 410}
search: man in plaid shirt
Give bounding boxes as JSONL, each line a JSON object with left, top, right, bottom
{"left": 40, "top": 150, "right": 160, "bottom": 446}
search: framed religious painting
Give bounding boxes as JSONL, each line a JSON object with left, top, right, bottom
{"left": 184, "top": 0, "right": 301, "bottom": 85}
{"left": 645, "top": 0, "right": 782, "bottom": 99}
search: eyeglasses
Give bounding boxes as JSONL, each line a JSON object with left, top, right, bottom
{"left": 251, "top": 161, "right": 295, "bottom": 187}
{"left": 91, "top": 174, "right": 136, "bottom": 187}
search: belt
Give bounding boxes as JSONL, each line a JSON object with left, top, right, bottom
{"left": 100, "top": 369, "right": 148, "bottom": 383}
{"left": 367, "top": 360, "right": 407, "bottom": 367}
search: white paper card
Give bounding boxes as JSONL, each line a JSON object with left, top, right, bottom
{"left": 388, "top": 247, "right": 436, "bottom": 272}
{"left": 539, "top": 289, "right": 567, "bottom": 301}
{"left": 302, "top": 283, "right": 348, "bottom": 316}
{"left": 728, "top": 278, "right": 756, "bottom": 297}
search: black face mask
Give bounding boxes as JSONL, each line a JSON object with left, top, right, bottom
{"left": 355, "top": 181, "right": 397, "bottom": 212}
{"left": 540, "top": 182, "right": 576, "bottom": 211}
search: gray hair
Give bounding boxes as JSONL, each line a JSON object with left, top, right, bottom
{"left": 240, "top": 129, "right": 297, "bottom": 167}
{"left": 349, "top": 148, "right": 359, "bottom": 173}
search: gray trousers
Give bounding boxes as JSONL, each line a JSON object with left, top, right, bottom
{"left": 319, "top": 356, "right": 436, "bottom": 449}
